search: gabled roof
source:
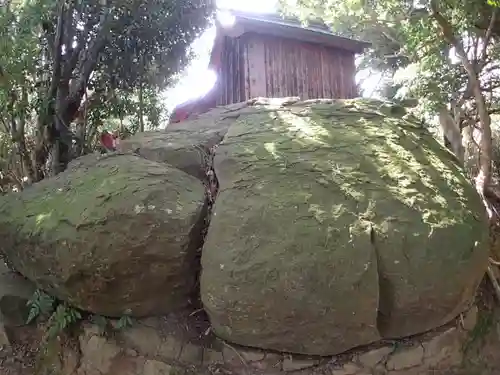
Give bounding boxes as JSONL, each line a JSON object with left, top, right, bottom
{"left": 219, "top": 10, "right": 370, "bottom": 54}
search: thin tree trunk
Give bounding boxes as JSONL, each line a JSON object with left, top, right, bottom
{"left": 53, "top": 96, "right": 67, "bottom": 175}
{"left": 50, "top": 141, "right": 59, "bottom": 177}
{"left": 138, "top": 81, "right": 145, "bottom": 133}
{"left": 74, "top": 119, "right": 85, "bottom": 157}
{"left": 18, "top": 86, "right": 34, "bottom": 184}
{"left": 439, "top": 107, "right": 464, "bottom": 163}
{"left": 470, "top": 72, "right": 493, "bottom": 194}
{"left": 431, "top": 0, "right": 494, "bottom": 218}
{"left": 119, "top": 110, "right": 124, "bottom": 134}
{"left": 18, "top": 138, "right": 34, "bottom": 185}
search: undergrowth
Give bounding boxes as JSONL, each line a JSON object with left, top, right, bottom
{"left": 92, "top": 309, "right": 134, "bottom": 336}
{"left": 27, "top": 289, "right": 83, "bottom": 339}
{"left": 26, "top": 289, "right": 134, "bottom": 339}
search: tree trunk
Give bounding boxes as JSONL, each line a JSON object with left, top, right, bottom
{"left": 470, "top": 72, "right": 494, "bottom": 200}
{"left": 53, "top": 91, "right": 70, "bottom": 175}
{"left": 138, "top": 81, "right": 145, "bottom": 133}
{"left": 431, "top": 0, "right": 494, "bottom": 218}
{"left": 49, "top": 141, "right": 59, "bottom": 177}
{"left": 74, "top": 119, "right": 86, "bottom": 157}
{"left": 119, "top": 105, "right": 124, "bottom": 134}
{"left": 32, "top": 126, "right": 49, "bottom": 182}
{"left": 18, "top": 138, "right": 34, "bottom": 186}
{"left": 439, "top": 107, "right": 464, "bottom": 163}
{"left": 32, "top": 1, "right": 112, "bottom": 179}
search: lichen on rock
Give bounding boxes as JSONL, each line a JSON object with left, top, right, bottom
{"left": 0, "top": 153, "right": 207, "bottom": 317}
{"left": 200, "top": 98, "right": 489, "bottom": 355}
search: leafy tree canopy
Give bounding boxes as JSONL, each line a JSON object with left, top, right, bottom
{"left": 0, "top": 0, "right": 213, "bottom": 184}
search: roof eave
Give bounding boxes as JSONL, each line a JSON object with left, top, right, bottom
{"left": 220, "top": 12, "right": 370, "bottom": 53}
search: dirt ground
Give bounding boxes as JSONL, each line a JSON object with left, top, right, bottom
{"left": 0, "top": 325, "right": 42, "bottom": 375}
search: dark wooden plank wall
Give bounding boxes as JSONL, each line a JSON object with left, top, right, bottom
{"left": 216, "top": 32, "right": 357, "bottom": 105}
{"left": 216, "top": 36, "right": 246, "bottom": 106}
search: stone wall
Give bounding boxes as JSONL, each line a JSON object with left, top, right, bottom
{"left": 50, "top": 306, "right": 478, "bottom": 375}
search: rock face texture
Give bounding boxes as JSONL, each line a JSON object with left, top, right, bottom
{"left": 199, "top": 98, "right": 489, "bottom": 355}
{"left": 0, "top": 262, "right": 35, "bottom": 328}
{"left": 0, "top": 154, "right": 207, "bottom": 317}
{"left": 0, "top": 97, "right": 490, "bottom": 357}
{"left": 117, "top": 110, "right": 235, "bottom": 180}
{"left": 0, "top": 261, "right": 35, "bottom": 349}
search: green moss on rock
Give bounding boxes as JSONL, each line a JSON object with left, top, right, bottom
{"left": 200, "top": 98, "right": 489, "bottom": 356}
{"left": 117, "top": 113, "right": 234, "bottom": 179}
{"left": 0, "top": 153, "right": 207, "bottom": 317}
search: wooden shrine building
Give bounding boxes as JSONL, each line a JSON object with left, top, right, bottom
{"left": 170, "top": 11, "right": 370, "bottom": 123}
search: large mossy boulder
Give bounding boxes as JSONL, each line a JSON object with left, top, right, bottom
{"left": 117, "top": 111, "right": 235, "bottom": 179}
{"left": 200, "top": 98, "right": 489, "bottom": 356}
{"left": 0, "top": 153, "right": 207, "bottom": 317}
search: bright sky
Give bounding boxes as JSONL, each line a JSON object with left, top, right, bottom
{"left": 161, "top": 0, "right": 382, "bottom": 114}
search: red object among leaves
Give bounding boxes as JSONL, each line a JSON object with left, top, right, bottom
{"left": 100, "top": 131, "right": 118, "bottom": 151}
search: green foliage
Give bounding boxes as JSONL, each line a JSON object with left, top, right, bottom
{"left": 26, "top": 289, "right": 55, "bottom": 324}
{"left": 46, "top": 303, "right": 82, "bottom": 339}
{"left": 27, "top": 289, "right": 135, "bottom": 340}
{"left": 91, "top": 311, "right": 134, "bottom": 336}
{"left": 26, "top": 289, "right": 83, "bottom": 338}
{"left": 115, "top": 311, "right": 134, "bottom": 330}
{"left": 0, "top": 0, "right": 213, "bottom": 181}
{"left": 279, "top": 0, "right": 497, "bottom": 104}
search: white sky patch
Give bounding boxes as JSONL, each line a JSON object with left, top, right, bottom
{"left": 217, "top": 0, "right": 278, "bottom": 13}
{"left": 161, "top": 0, "right": 380, "bottom": 116}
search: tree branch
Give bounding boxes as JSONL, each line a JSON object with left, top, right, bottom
{"left": 480, "top": 7, "right": 498, "bottom": 65}
{"left": 68, "top": 8, "right": 113, "bottom": 104}
{"left": 46, "top": 0, "right": 66, "bottom": 109}
{"left": 0, "top": 116, "right": 10, "bottom": 134}
{"left": 62, "top": 29, "right": 87, "bottom": 82}
{"left": 62, "top": 1, "right": 75, "bottom": 51}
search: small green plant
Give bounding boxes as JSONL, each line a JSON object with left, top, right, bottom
{"left": 26, "top": 289, "right": 56, "bottom": 324}
{"left": 91, "top": 310, "right": 134, "bottom": 337}
{"left": 26, "top": 289, "right": 84, "bottom": 339}
{"left": 27, "top": 289, "right": 133, "bottom": 340}
{"left": 46, "top": 303, "right": 82, "bottom": 339}
{"left": 115, "top": 312, "right": 133, "bottom": 330}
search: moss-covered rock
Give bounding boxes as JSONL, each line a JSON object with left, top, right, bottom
{"left": 0, "top": 97, "right": 488, "bottom": 357}
{"left": 200, "top": 98, "right": 489, "bottom": 356}
{"left": 0, "top": 153, "right": 207, "bottom": 317}
{"left": 117, "top": 113, "right": 234, "bottom": 179}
